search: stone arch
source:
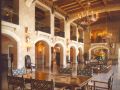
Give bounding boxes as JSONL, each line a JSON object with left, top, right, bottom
{"left": 35, "top": 40, "right": 50, "bottom": 70}
{"left": 2, "top": 30, "right": 22, "bottom": 68}
{"left": 34, "top": 38, "right": 51, "bottom": 46}
{"left": 77, "top": 47, "right": 83, "bottom": 63}
{"left": 53, "top": 42, "right": 65, "bottom": 67}
{"left": 69, "top": 44, "right": 77, "bottom": 63}
{"left": 34, "top": 38, "right": 52, "bottom": 68}
{"left": 89, "top": 46, "right": 109, "bottom": 60}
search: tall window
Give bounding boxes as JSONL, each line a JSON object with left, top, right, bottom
{"left": 1, "top": 0, "right": 19, "bottom": 24}
{"left": 35, "top": 6, "right": 50, "bottom": 34}
{"left": 54, "top": 17, "right": 65, "bottom": 37}
{"left": 78, "top": 29, "right": 83, "bottom": 43}
{"left": 70, "top": 24, "right": 77, "bottom": 41}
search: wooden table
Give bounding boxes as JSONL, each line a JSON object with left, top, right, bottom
{"left": 23, "top": 71, "right": 92, "bottom": 90}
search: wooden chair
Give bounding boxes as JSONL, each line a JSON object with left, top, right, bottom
{"left": 12, "top": 68, "right": 26, "bottom": 76}
{"left": 31, "top": 79, "right": 54, "bottom": 90}
{"left": 89, "top": 73, "right": 114, "bottom": 90}
{"left": 7, "top": 75, "right": 24, "bottom": 90}
{"left": 25, "top": 55, "right": 33, "bottom": 73}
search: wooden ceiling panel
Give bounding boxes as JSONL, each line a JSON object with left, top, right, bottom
{"left": 60, "top": 2, "right": 77, "bottom": 8}
{"left": 63, "top": 4, "right": 79, "bottom": 11}
{"left": 54, "top": 0, "right": 75, "bottom": 6}
{"left": 67, "top": 8, "right": 83, "bottom": 14}
{"left": 38, "top": 0, "right": 120, "bottom": 21}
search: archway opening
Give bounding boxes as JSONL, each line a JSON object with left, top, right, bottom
{"left": 53, "top": 43, "right": 63, "bottom": 68}
{"left": 35, "top": 40, "right": 49, "bottom": 70}
{"left": 2, "top": 34, "right": 17, "bottom": 69}
{"left": 91, "top": 47, "right": 108, "bottom": 61}
{"left": 70, "top": 47, "right": 76, "bottom": 63}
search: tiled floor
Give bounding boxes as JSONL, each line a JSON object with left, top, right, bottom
{"left": 38, "top": 62, "right": 120, "bottom": 90}
{"left": 90, "top": 61, "right": 120, "bottom": 90}
{"left": 112, "top": 62, "right": 120, "bottom": 90}
{"left": 2, "top": 60, "right": 120, "bottom": 90}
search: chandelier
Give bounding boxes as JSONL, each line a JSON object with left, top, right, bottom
{"left": 80, "top": 2, "right": 99, "bottom": 26}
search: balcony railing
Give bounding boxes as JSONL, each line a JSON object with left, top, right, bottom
{"left": 35, "top": 21, "right": 51, "bottom": 34}
{"left": 78, "top": 38, "right": 83, "bottom": 43}
{"left": 55, "top": 31, "right": 65, "bottom": 37}
{"left": 1, "top": 8, "right": 19, "bottom": 24}
{"left": 91, "top": 38, "right": 107, "bottom": 43}
{"left": 70, "top": 36, "right": 77, "bottom": 41}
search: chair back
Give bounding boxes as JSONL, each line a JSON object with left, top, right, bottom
{"left": 31, "top": 79, "right": 54, "bottom": 90}
{"left": 7, "top": 76, "right": 24, "bottom": 89}
{"left": 12, "top": 68, "right": 26, "bottom": 76}
{"left": 108, "top": 72, "right": 114, "bottom": 89}
{"left": 25, "top": 55, "right": 31, "bottom": 68}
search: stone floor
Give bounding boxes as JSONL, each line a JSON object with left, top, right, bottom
{"left": 35, "top": 62, "right": 120, "bottom": 90}
{"left": 2, "top": 60, "right": 120, "bottom": 90}
{"left": 112, "top": 63, "right": 120, "bottom": 90}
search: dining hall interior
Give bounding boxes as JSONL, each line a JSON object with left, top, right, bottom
{"left": 0, "top": 0, "right": 120, "bottom": 90}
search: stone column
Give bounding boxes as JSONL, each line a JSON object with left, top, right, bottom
{"left": 84, "top": 30, "right": 91, "bottom": 62}
{"left": 50, "top": 13, "right": 55, "bottom": 36}
{"left": 65, "top": 22, "right": 70, "bottom": 66}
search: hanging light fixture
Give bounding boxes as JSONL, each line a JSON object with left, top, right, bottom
{"left": 80, "top": 2, "right": 99, "bottom": 26}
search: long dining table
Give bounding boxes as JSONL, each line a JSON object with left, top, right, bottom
{"left": 22, "top": 71, "right": 92, "bottom": 90}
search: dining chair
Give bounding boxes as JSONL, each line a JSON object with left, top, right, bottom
{"left": 7, "top": 75, "right": 24, "bottom": 90}
{"left": 31, "top": 79, "right": 54, "bottom": 90}
{"left": 25, "top": 55, "right": 33, "bottom": 73}
{"left": 12, "top": 68, "right": 26, "bottom": 76}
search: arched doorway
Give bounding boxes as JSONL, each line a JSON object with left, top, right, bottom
{"left": 77, "top": 48, "right": 82, "bottom": 64}
{"left": 52, "top": 43, "right": 64, "bottom": 68}
{"left": 91, "top": 47, "right": 108, "bottom": 61}
{"left": 70, "top": 47, "right": 76, "bottom": 63}
{"left": 2, "top": 34, "right": 17, "bottom": 69}
{"left": 35, "top": 41, "right": 49, "bottom": 70}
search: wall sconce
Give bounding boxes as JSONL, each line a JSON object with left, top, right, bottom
{"left": 66, "top": 38, "right": 70, "bottom": 46}
{"left": 25, "top": 27, "right": 32, "bottom": 52}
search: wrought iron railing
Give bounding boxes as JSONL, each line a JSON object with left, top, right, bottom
{"left": 55, "top": 31, "right": 65, "bottom": 37}
{"left": 70, "top": 36, "right": 77, "bottom": 41}
{"left": 35, "top": 21, "right": 51, "bottom": 34}
{"left": 78, "top": 38, "right": 83, "bottom": 43}
{"left": 91, "top": 38, "right": 107, "bottom": 43}
{"left": 1, "top": 8, "right": 19, "bottom": 24}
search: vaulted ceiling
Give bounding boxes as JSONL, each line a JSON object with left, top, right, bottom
{"left": 38, "top": 0, "right": 120, "bottom": 23}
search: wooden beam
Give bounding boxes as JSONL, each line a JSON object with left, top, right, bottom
{"left": 102, "top": 0, "right": 107, "bottom": 4}
{"left": 63, "top": 4, "right": 79, "bottom": 10}
{"left": 68, "top": 4, "right": 120, "bottom": 22}
{"left": 37, "top": 0, "right": 67, "bottom": 16}
{"left": 102, "top": 0, "right": 107, "bottom": 6}
{"left": 67, "top": 7, "right": 82, "bottom": 13}
{"left": 60, "top": 2, "right": 77, "bottom": 8}
{"left": 75, "top": 0, "right": 85, "bottom": 9}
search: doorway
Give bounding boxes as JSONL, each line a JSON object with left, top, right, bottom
{"left": 35, "top": 40, "right": 49, "bottom": 70}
